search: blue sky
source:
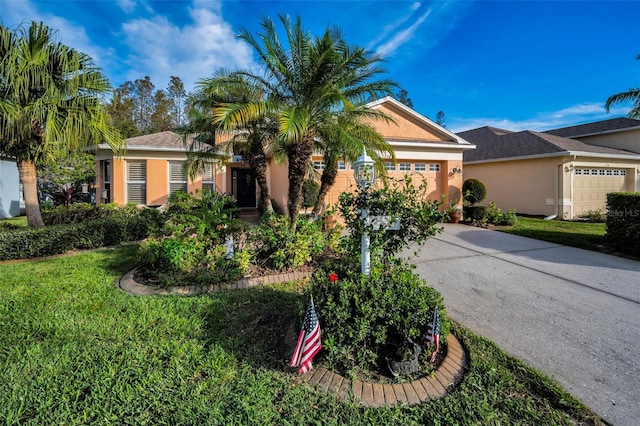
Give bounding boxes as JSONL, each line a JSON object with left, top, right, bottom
{"left": 1, "top": 0, "right": 638, "bottom": 132}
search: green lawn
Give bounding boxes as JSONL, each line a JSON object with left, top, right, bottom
{"left": 498, "top": 217, "right": 606, "bottom": 251}
{"left": 0, "top": 215, "right": 27, "bottom": 227}
{"left": 0, "top": 245, "right": 602, "bottom": 425}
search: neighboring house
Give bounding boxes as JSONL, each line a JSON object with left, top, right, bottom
{"left": 0, "top": 157, "right": 21, "bottom": 219}
{"left": 459, "top": 118, "right": 640, "bottom": 219}
{"left": 94, "top": 97, "right": 475, "bottom": 212}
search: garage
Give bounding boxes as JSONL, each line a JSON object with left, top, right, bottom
{"left": 573, "top": 168, "right": 628, "bottom": 214}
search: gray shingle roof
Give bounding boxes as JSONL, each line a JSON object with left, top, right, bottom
{"left": 545, "top": 117, "right": 640, "bottom": 137}
{"left": 125, "top": 131, "right": 185, "bottom": 149}
{"left": 459, "top": 126, "right": 637, "bottom": 162}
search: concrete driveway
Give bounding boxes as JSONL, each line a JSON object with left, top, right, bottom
{"left": 406, "top": 224, "right": 640, "bottom": 426}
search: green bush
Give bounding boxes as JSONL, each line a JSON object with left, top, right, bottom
{"left": 485, "top": 202, "right": 517, "bottom": 226}
{"left": 248, "top": 214, "right": 329, "bottom": 270}
{"left": 578, "top": 209, "right": 607, "bottom": 223}
{"left": 309, "top": 259, "right": 449, "bottom": 376}
{"left": 606, "top": 192, "right": 640, "bottom": 257}
{"left": 302, "top": 179, "right": 320, "bottom": 210}
{"left": 463, "top": 178, "right": 487, "bottom": 206}
{"left": 338, "top": 175, "right": 445, "bottom": 261}
{"left": 0, "top": 216, "right": 152, "bottom": 260}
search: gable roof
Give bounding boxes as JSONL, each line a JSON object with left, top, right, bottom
{"left": 545, "top": 117, "right": 640, "bottom": 138}
{"left": 459, "top": 126, "right": 640, "bottom": 163}
{"left": 124, "top": 131, "right": 186, "bottom": 150}
{"left": 367, "top": 96, "right": 474, "bottom": 147}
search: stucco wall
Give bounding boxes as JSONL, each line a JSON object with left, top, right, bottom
{"left": 464, "top": 157, "right": 563, "bottom": 217}
{"left": 0, "top": 158, "right": 21, "bottom": 219}
{"left": 576, "top": 129, "right": 640, "bottom": 153}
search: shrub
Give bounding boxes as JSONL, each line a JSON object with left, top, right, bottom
{"left": 486, "top": 202, "right": 517, "bottom": 226}
{"left": 606, "top": 192, "right": 640, "bottom": 257}
{"left": 41, "top": 202, "right": 154, "bottom": 226}
{"left": 462, "top": 178, "right": 487, "bottom": 206}
{"left": 309, "top": 259, "right": 449, "bottom": 376}
{"left": 0, "top": 216, "right": 152, "bottom": 260}
{"left": 578, "top": 209, "right": 607, "bottom": 223}
{"left": 302, "top": 179, "right": 320, "bottom": 210}
{"left": 338, "top": 174, "right": 445, "bottom": 261}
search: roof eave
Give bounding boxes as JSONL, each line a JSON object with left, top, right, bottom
{"left": 465, "top": 150, "right": 640, "bottom": 164}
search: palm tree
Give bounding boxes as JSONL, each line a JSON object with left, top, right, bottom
{"left": 310, "top": 106, "right": 395, "bottom": 217}
{"left": 184, "top": 70, "right": 279, "bottom": 213}
{"left": 214, "top": 15, "right": 397, "bottom": 230}
{"left": 605, "top": 54, "right": 640, "bottom": 118}
{"left": 0, "top": 22, "right": 122, "bottom": 227}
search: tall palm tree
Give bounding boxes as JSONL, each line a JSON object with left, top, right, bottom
{"left": 184, "top": 70, "right": 279, "bottom": 213}
{"left": 214, "top": 15, "right": 397, "bottom": 230}
{"left": 311, "top": 106, "right": 395, "bottom": 217}
{"left": 0, "top": 22, "right": 122, "bottom": 227}
{"left": 605, "top": 54, "right": 640, "bottom": 118}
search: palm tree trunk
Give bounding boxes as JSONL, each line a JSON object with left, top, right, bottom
{"left": 17, "top": 159, "right": 45, "bottom": 228}
{"left": 286, "top": 136, "right": 315, "bottom": 231}
{"left": 249, "top": 153, "right": 273, "bottom": 214}
{"left": 312, "top": 163, "right": 339, "bottom": 217}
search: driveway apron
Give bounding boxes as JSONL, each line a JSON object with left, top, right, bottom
{"left": 405, "top": 224, "right": 640, "bottom": 426}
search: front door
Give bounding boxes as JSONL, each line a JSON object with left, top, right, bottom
{"left": 232, "top": 168, "right": 256, "bottom": 208}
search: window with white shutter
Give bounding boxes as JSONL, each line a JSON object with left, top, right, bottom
{"left": 169, "top": 161, "right": 187, "bottom": 195}
{"left": 126, "top": 160, "right": 146, "bottom": 205}
{"left": 202, "top": 163, "right": 216, "bottom": 193}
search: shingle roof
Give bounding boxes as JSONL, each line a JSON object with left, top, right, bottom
{"left": 125, "top": 131, "right": 185, "bottom": 149}
{"left": 459, "top": 126, "right": 637, "bottom": 162}
{"left": 545, "top": 117, "right": 640, "bottom": 137}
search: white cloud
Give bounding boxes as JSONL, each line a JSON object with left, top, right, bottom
{"left": 119, "top": 0, "right": 254, "bottom": 92}
{"left": 375, "top": 9, "right": 431, "bottom": 57}
{"left": 0, "top": 0, "right": 113, "bottom": 72}
{"left": 448, "top": 103, "right": 631, "bottom": 133}
{"left": 117, "top": 0, "right": 136, "bottom": 14}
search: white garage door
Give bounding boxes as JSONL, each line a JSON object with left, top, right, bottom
{"left": 574, "top": 168, "right": 628, "bottom": 214}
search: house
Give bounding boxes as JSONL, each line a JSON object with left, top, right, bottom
{"left": 0, "top": 157, "right": 21, "bottom": 219}
{"left": 459, "top": 118, "right": 640, "bottom": 219}
{"left": 94, "top": 97, "right": 475, "bottom": 212}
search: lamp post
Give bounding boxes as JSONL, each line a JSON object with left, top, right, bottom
{"left": 353, "top": 148, "right": 376, "bottom": 275}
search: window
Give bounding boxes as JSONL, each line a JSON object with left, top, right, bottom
{"left": 338, "top": 161, "right": 346, "bottom": 171}
{"left": 399, "top": 163, "right": 411, "bottom": 171}
{"left": 613, "top": 170, "right": 620, "bottom": 176}
{"left": 606, "top": 169, "right": 613, "bottom": 176}
{"left": 126, "top": 160, "right": 146, "bottom": 205}
{"left": 169, "top": 161, "right": 187, "bottom": 195}
{"left": 102, "top": 160, "right": 111, "bottom": 202}
{"left": 621, "top": 170, "right": 627, "bottom": 176}
{"left": 314, "top": 161, "right": 325, "bottom": 170}
{"left": 202, "top": 163, "right": 216, "bottom": 193}
{"left": 384, "top": 162, "right": 396, "bottom": 171}
{"left": 599, "top": 169, "right": 606, "bottom": 176}
{"left": 428, "top": 163, "right": 441, "bottom": 172}
{"left": 575, "top": 169, "right": 583, "bottom": 175}
{"left": 414, "top": 163, "right": 426, "bottom": 172}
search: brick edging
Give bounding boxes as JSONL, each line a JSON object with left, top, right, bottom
{"left": 300, "top": 334, "right": 468, "bottom": 407}
{"left": 118, "top": 268, "right": 314, "bottom": 296}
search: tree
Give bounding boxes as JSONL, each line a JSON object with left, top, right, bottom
{"left": 605, "top": 54, "right": 640, "bottom": 118}
{"left": 435, "top": 110, "right": 447, "bottom": 127}
{"left": 150, "top": 90, "right": 172, "bottom": 132}
{"left": 105, "top": 83, "right": 137, "bottom": 138}
{"left": 215, "top": 15, "right": 397, "bottom": 230}
{"left": 0, "top": 22, "right": 122, "bottom": 227}
{"left": 132, "top": 76, "right": 155, "bottom": 132}
{"left": 167, "top": 76, "right": 186, "bottom": 127}
{"left": 38, "top": 151, "right": 96, "bottom": 206}
{"left": 396, "top": 88, "right": 414, "bottom": 108}
{"left": 188, "top": 70, "right": 278, "bottom": 214}
{"left": 310, "top": 107, "right": 395, "bottom": 217}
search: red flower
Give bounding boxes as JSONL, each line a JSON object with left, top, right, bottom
{"left": 329, "top": 273, "right": 338, "bottom": 283}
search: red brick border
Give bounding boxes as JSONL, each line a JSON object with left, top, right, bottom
{"left": 300, "top": 335, "right": 468, "bottom": 406}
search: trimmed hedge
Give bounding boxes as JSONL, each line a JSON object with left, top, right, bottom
{"left": 0, "top": 216, "right": 152, "bottom": 261}
{"left": 606, "top": 192, "right": 640, "bottom": 257}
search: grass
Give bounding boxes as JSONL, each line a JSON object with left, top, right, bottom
{"left": 497, "top": 217, "right": 606, "bottom": 251}
{"left": 0, "top": 245, "right": 603, "bottom": 425}
{"left": 0, "top": 215, "right": 27, "bottom": 228}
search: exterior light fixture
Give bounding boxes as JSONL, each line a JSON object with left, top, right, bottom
{"left": 353, "top": 148, "right": 375, "bottom": 190}
{"left": 81, "top": 183, "right": 89, "bottom": 194}
{"left": 451, "top": 166, "right": 462, "bottom": 174}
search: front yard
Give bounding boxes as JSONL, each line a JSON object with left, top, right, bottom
{"left": 0, "top": 245, "right": 602, "bottom": 424}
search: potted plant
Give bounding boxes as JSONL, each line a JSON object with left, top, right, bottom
{"left": 446, "top": 205, "right": 463, "bottom": 223}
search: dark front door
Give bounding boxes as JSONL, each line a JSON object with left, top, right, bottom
{"left": 232, "top": 168, "right": 256, "bottom": 208}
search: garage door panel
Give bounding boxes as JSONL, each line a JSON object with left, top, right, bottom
{"left": 574, "top": 168, "right": 628, "bottom": 214}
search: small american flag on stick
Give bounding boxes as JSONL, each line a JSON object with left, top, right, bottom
{"left": 290, "top": 296, "right": 322, "bottom": 374}
{"left": 426, "top": 306, "right": 441, "bottom": 363}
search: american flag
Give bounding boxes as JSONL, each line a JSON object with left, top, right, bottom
{"left": 426, "top": 307, "right": 441, "bottom": 363}
{"left": 290, "top": 297, "right": 322, "bottom": 374}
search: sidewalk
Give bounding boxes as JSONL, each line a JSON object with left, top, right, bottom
{"left": 406, "top": 224, "right": 640, "bottom": 426}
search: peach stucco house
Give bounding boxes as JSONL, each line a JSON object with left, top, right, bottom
{"left": 459, "top": 118, "right": 640, "bottom": 219}
{"left": 94, "top": 97, "right": 475, "bottom": 212}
